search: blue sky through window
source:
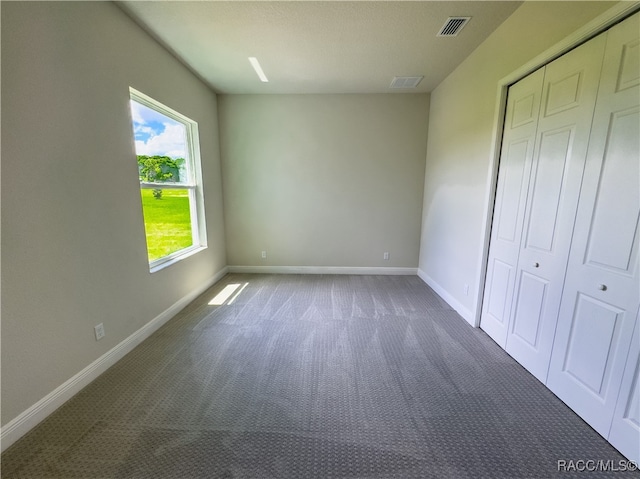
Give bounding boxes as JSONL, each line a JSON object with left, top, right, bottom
{"left": 130, "top": 100, "right": 187, "bottom": 159}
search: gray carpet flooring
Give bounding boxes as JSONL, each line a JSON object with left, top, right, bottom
{"left": 2, "top": 274, "right": 637, "bottom": 478}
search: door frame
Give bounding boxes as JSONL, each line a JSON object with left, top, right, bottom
{"left": 474, "top": 1, "right": 640, "bottom": 328}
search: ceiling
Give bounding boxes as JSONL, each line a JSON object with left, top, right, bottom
{"left": 117, "top": 1, "right": 523, "bottom": 94}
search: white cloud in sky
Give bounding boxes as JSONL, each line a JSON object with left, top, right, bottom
{"left": 130, "top": 100, "right": 146, "bottom": 125}
{"left": 135, "top": 123, "right": 187, "bottom": 159}
{"left": 130, "top": 99, "right": 187, "bottom": 159}
{"left": 134, "top": 124, "right": 156, "bottom": 137}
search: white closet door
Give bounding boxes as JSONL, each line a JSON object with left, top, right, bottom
{"left": 481, "top": 68, "right": 544, "bottom": 348}
{"left": 609, "top": 311, "right": 640, "bottom": 464}
{"left": 547, "top": 12, "right": 640, "bottom": 438}
{"left": 504, "top": 34, "right": 606, "bottom": 383}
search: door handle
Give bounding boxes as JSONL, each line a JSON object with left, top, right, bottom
{"left": 533, "top": 262, "right": 540, "bottom": 268}
{"left": 598, "top": 284, "right": 607, "bottom": 291}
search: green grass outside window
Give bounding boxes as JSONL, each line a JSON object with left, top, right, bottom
{"left": 140, "top": 189, "right": 193, "bottom": 262}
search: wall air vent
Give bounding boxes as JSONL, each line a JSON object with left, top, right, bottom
{"left": 389, "top": 76, "right": 424, "bottom": 89}
{"left": 437, "top": 17, "right": 471, "bottom": 37}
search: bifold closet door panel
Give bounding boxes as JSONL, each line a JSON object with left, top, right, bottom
{"left": 547, "top": 11, "right": 640, "bottom": 439}
{"left": 480, "top": 68, "right": 544, "bottom": 348}
{"left": 609, "top": 311, "right": 640, "bottom": 464}
{"left": 504, "top": 34, "right": 607, "bottom": 383}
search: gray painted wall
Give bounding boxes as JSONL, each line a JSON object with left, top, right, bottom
{"left": 219, "top": 94, "right": 429, "bottom": 268}
{"left": 1, "top": 2, "right": 226, "bottom": 425}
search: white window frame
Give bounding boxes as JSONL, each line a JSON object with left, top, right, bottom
{"left": 129, "top": 87, "right": 207, "bottom": 272}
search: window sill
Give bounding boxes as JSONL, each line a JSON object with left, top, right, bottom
{"left": 149, "top": 245, "right": 207, "bottom": 273}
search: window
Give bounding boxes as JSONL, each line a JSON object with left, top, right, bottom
{"left": 129, "top": 88, "right": 206, "bottom": 271}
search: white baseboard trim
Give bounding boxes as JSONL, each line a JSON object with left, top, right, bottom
{"left": 0, "top": 266, "right": 229, "bottom": 453}
{"left": 417, "top": 268, "right": 474, "bottom": 326}
{"left": 228, "top": 265, "right": 417, "bottom": 275}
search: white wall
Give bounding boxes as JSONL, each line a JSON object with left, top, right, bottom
{"left": 417, "top": 1, "right": 616, "bottom": 324}
{"left": 1, "top": 2, "right": 226, "bottom": 426}
{"left": 219, "top": 94, "right": 429, "bottom": 270}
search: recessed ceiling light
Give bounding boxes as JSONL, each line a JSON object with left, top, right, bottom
{"left": 248, "top": 57, "right": 269, "bottom": 83}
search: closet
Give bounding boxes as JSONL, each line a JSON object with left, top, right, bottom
{"left": 481, "top": 12, "right": 639, "bottom": 462}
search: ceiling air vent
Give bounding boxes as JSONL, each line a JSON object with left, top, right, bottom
{"left": 390, "top": 76, "right": 424, "bottom": 89}
{"left": 437, "top": 17, "right": 471, "bottom": 37}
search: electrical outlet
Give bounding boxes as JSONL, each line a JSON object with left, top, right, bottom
{"left": 464, "top": 284, "right": 469, "bottom": 296}
{"left": 383, "top": 252, "right": 390, "bottom": 260}
{"left": 94, "top": 323, "right": 105, "bottom": 341}
{"left": 261, "top": 250, "right": 267, "bottom": 259}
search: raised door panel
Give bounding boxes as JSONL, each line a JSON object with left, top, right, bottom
{"left": 511, "top": 272, "right": 547, "bottom": 348}
{"left": 584, "top": 107, "right": 640, "bottom": 273}
{"left": 547, "top": 12, "right": 640, "bottom": 444}
{"left": 525, "top": 127, "right": 574, "bottom": 253}
{"left": 485, "top": 259, "right": 514, "bottom": 324}
{"left": 496, "top": 140, "right": 532, "bottom": 243}
{"left": 562, "top": 294, "right": 624, "bottom": 396}
{"left": 505, "top": 34, "right": 606, "bottom": 383}
{"left": 481, "top": 69, "right": 544, "bottom": 347}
